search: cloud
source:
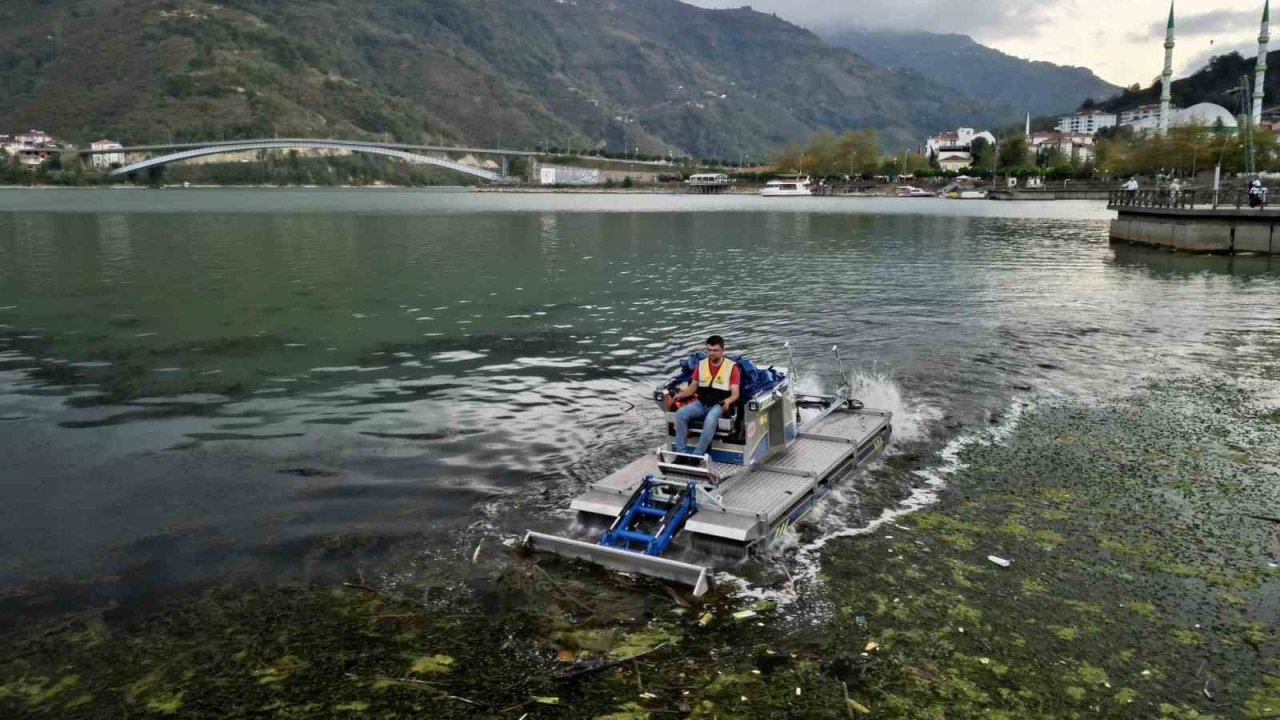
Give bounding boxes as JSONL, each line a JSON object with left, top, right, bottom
{"left": 682, "top": 0, "right": 1056, "bottom": 38}
{"left": 1127, "top": 8, "right": 1260, "bottom": 41}
{"left": 681, "top": 0, "right": 1262, "bottom": 87}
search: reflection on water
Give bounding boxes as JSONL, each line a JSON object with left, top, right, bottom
{"left": 0, "top": 190, "right": 1277, "bottom": 617}
{"left": 1110, "top": 241, "right": 1280, "bottom": 277}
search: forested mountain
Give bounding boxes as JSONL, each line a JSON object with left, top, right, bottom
{"left": 823, "top": 29, "right": 1121, "bottom": 117}
{"left": 1094, "top": 50, "right": 1278, "bottom": 117}
{"left": 0, "top": 0, "right": 1019, "bottom": 156}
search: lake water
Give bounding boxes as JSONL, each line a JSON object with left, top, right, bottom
{"left": 1, "top": 189, "right": 1277, "bottom": 619}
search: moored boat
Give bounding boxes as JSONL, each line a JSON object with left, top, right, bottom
{"left": 945, "top": 190, "right": 989, "bottom": 200}
{"left": 895, "top": 185, "right": 934, "bottom": 198}
{"left": 760, "top": 176, "right": 813, "bottom": 197}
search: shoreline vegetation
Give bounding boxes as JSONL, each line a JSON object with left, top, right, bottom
{"left": 6, "top": 122, "right": 1271, "bottom": 195}
{"left": 2, "top": 376, "right": 1276, "bottom": 718}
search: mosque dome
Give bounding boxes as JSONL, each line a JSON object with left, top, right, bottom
{"left": 1175, "top": 103, "right": 1238, "bottom": 128}
{"left": 1128, "top": 103, "right": 1239, "bottom": 132}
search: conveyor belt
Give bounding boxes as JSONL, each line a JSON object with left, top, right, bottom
{"left": 760, "top": 437, "right": 851, "bottom": 476}
{"left": 716, "top": 470, "right": 815, "bottom": 519}
{"left": 805, "top": 410, "right": 889, "bottom": 440}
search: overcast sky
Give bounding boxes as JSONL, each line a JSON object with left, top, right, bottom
{"left": 685, "top": 0, "right": 1268, "bottom": 88}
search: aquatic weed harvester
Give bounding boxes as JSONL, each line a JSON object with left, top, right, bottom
{"left": 523, "top": 344, "right": 892, "bottom": 596}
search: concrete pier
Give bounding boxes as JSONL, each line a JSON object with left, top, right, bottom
{"left": 1108, "top": 190, "right": 1280, "bottom": 254}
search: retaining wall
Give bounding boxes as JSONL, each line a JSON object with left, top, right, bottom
{"left": 1109, "top": 207, "right": 1280, "bottom": 254}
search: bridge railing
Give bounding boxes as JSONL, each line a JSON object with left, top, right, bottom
{"left": 1108, "top": 187, "right": 1265, "bottom": 210}
{"left": 105, "top": 139, "right": 505, "bottom": 181}
{"left": 1108, "top": 188, "right": 1203, "bottom": 209}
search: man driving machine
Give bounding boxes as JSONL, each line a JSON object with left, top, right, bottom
{"left": 668, "top": 335, "right": 741, "bottom": 457}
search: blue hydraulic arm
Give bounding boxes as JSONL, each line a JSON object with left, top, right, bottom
{"left": 599, "top": 475, "right": 699, "bottom": 556}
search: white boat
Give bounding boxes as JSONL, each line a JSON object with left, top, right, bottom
{"left": 944, "top": 189, "right": 989, "bottom": 200}
{"left": 760, "top": 176, "right": 812, "bottom": 197}
{"left": 895, "top": 185, "right": 934, "bottom": 198}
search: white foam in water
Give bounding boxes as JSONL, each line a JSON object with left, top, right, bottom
{"left": 429, "top": 350, "right": 488, "bottom": 363}
{"left": 719, "top": 388, "right": 1028, "bottom": 608}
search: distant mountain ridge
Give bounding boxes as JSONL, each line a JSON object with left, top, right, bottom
{"left": 823, "top": 29, "right": 1122, "bottom": 118}
{"left": 0, "top": 0, "right": 1022, "bottom": 159}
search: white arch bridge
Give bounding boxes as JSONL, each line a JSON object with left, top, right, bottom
{"left": 89, "top": 139, "right": 537, "bottom": 181}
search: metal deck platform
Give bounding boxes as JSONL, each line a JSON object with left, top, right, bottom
{"left": 570, "top": 407, "right": 891, "bottom": 544}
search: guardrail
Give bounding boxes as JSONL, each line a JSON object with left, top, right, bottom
{"left": 1108, "top": 187, "right": 1265, "bottom": 210}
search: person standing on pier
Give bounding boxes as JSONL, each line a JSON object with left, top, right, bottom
{"left": 668, "top": 335, "right": 741, "bottom": 457}
{"left": 1124, "top": 176, "right": 1139, "bottom": 202}
{"left": 1249, "top": 179, "right": 1268, "bottom": 209}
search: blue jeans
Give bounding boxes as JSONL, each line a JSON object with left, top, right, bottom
{"left": 674, "top": 400, "right": 724, "bottom": 456}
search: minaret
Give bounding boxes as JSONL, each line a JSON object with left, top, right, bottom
{"left": 1159, "top": 1, "right": 1175, "bottom": 135}
{"left": 1024, "top": 112, "right": 1031, "bottom": 140}
{"left": 1254, "top": 0, "right": 1271, "bottom": 126}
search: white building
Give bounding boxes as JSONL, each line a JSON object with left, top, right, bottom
{"left": 934, "top": 151, "right": 974, "bottom": 171}
{"left": 89, "top": 139, "right": 125, "bottom": 170}
{"left": 1119, "top": 105, "right": 1162, "bottom": 127}
{"left": 1056, "top": 111, "right": 1117, "bottom": 135}
{"left": 924, "top": 127, "right": 996, "bottom": 156}
{"left": 16, "top": 129, "right": 53, "bottom": 146}
{"left": 924, "top": 127, "right": 996, "bottom": 170}
{"left": 1029, "top": 131, "right": 1096, "bottom": 164}
{"left": 538, "top": 164, "right": 601, "bottom": 185}
{"left": 16, "top": 147, "right": 55, "bottom": 167}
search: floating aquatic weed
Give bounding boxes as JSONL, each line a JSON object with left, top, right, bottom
{"left": 5, "top": 377, "right": 1279, "bottom": 718}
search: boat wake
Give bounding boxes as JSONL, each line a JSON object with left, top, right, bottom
{"left": 719, "top": 373, "right": 1028, "bottom": 607}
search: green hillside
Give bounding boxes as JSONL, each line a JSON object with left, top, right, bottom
{"left": 0, "top": 0, "right": 1016, "bottom": 156}
{"left": 1094, "top": 50, "right": 1278, "bottom": 117}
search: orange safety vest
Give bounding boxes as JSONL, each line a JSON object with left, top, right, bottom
{"left": 696, "top": 357, "right": 736, "bottom": 407}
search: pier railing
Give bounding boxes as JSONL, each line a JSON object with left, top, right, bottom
{"left": 1108, "top": 188, "right": 1263, "bottom": 210}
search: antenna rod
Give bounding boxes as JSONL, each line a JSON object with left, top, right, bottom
{"left": 832, "top": 344, "right": 850, "bottom": 395}
{"left": 785, "top": 340, "right": 801, "bottom": 425}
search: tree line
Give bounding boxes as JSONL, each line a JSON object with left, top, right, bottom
{"left": 1093, "top": 126, "right": 1276, "bottom": 178}
{"left": 763, "top": 125, "right": 1276, "bottom": 183}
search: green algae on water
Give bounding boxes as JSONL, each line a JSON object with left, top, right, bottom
{"left": 2, "top": 377, "right": 1278, "bottom": 718}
